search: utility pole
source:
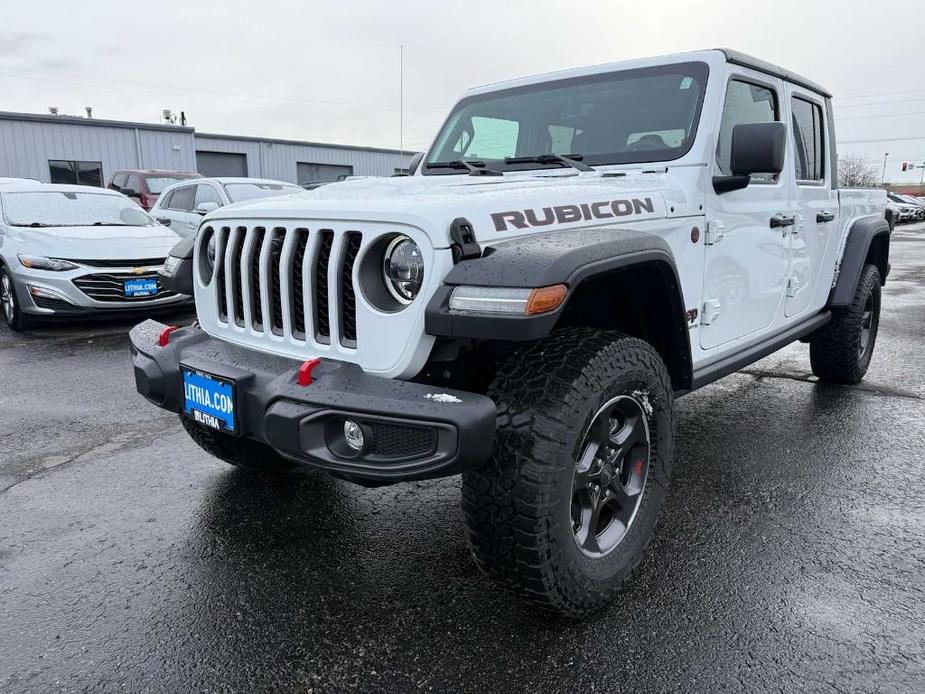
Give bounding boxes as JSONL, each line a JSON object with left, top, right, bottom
{"left": 881, "top": 152, "right": 889, "bottom": 185}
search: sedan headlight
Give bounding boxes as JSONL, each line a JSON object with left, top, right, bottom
{"left": 383, "top": 235, "right": 424, "bottom": 303}
{"left": 18, "top": 255, "right": 79, "bottom": 272}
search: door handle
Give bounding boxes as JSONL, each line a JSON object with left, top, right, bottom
{"left": 770, "top": 214, "right": 796, "bottom": 228}
{"left": 816, "top": 210, "right": 835, "bottom": 223}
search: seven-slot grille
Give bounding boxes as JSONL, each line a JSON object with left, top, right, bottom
{"left": 204, "top": 224, "right": 363, "bottom": 347}
{"left": 73, "top": 272, "right": 176, "bottom": 302}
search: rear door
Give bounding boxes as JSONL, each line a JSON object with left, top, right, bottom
{"left": 701, "top": 69, "right": 791, "bottom": 350}
{"left": 160, "top": 185, "right": 198, "bottom": 237}
{"left": 785, "top": 87, "right": 837, "bottom": 318}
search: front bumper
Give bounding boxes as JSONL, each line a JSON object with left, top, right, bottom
{"left": 11, "top": 264, "right": 192, "bottom": 316}
{"left": 129, "top": 320, "right": 497, "bottom": 484}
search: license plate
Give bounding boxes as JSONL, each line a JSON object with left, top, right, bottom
{"left": 181, "top": 366, "right": 237, "bottom": 434}
{"left": 124, "top": 276, "right": 158, "bottom": 297}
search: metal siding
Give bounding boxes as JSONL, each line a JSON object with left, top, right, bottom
{"left": 0, "top": 115, "right": 411, "bottom": 184}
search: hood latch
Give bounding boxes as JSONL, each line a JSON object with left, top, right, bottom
{"left": 450, "top": 217, "right": 482, "bottom": 262}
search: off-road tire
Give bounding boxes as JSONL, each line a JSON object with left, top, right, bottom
{"left": 461, "top": 328, "right": 675, "bottom": 618}
{"left": 179, "top": 414, "right": 294, "bottom": 473}
{"left": 1, "top": 264, "right": 32, "bottom": 331}
{"left": 810, "top": 264, "right": 881, "bottom": 385}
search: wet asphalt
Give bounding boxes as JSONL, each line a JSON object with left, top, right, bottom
{"left": 1, "top": 225, "right": 924, "bottom": 694}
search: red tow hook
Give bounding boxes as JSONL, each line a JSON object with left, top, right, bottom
{"left": 297, "top": 358, "right": 323, "bottom": 386}
{"left": 158, "top": 325, "right": 180, "bottom": 347}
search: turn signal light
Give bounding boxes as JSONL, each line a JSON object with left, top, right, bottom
{"left": 526, "top": 284, "right": 568, "bottom": 315}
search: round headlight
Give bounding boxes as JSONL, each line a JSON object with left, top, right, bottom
{"left": 383, "top": 235, "right": 424, "bottom": 304}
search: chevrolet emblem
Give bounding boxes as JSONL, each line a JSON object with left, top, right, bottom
{"left": 130, "top": 267, "right": 149, "bottom": 275}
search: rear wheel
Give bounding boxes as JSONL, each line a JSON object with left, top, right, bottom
{"left": 1, "top": 265, "right": 32, "bottom": 331}
{"left": 810, "top": 264, "right": 881, "bottom": 385}
{"left": 179, "top": 415, "right": 294, "bottom": 473}
{"left": 461, "top": 329, "right": 674, "bottom": 618}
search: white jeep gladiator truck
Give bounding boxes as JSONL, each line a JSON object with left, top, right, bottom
{"left": 131, "top": 49, "right": 890, "bottom": 617}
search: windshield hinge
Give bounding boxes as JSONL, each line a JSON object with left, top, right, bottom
{"left": 449, "top": 217, "right": 482, "bottom": 262}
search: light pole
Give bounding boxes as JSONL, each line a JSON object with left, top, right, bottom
{"left": 881, "top": 152, "right": 889, "bottom": 185}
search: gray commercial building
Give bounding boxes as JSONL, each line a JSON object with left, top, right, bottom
{"left": 0, "top": 111, "right": 413, "bottom": 186}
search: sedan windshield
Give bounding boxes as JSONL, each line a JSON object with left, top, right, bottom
{"left": 425, "top": 61, "right": 709, "bottom": 174}
{"left": 223, "top": 182, "right": 302, "bottom": 203}
{"left": 1, "top": 191, "right": 155, "bottom": 227}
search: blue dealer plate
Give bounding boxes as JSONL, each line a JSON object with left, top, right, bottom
{"left": 181, "top": 366, "right": 237, "bottom": 434}
{"left": 124, "top": 276, "right": 158, "bottom": 297}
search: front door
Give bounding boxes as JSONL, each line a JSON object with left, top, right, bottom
{"left": 785, "top": 87, "right": 838, "bottom": 318}
{"left": 701, "top": 72, "right": 791, "bottom": 350}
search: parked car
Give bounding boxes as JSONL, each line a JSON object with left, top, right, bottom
{"left": 150, "top": 177, "right": 302, "bottom": 237}
{"left": 0, "top": 182, "right": 191, "bottom": 330}
{"left": 887, "top": 192, "right": 923, "bottom": 222}
{"left": 894, "top": 193, "right": 925, "bottom": 220}
{"left": 0, "top": 177, "right": 41, "bottom": 185}
{"left": 108, "top": 169, "right": 201, "bottom": 211}
{"left": 138, "top": 49, "right": 891, "bottom": 617}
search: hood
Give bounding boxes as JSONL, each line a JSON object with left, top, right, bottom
{"left": 202, "top": 171, "right": 694, "bottom": 247}
{"left": 10, "top": 224, "right": 181, "bottom": 260}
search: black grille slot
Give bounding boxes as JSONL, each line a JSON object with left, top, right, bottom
{"left": 73, "top": 273, "right": 177, "bottom": 302}
{"left": 314, "top": 230, "right": 334, "bottom": 342}
{"left": 68, "top": 257, "right": 167, "bottom": 268}
{"left": 230, "top": 228, "right": 246, "bottom": 326}
{"left": 290, "top": 229, "right": 309, "bottom": 338}
{"left": 249, "top": 227, "right": 266, "bottom": 330}
{"left": 371, "top": 424, "right": 436, "bottom": 459}
{"left": 340, "top": 232, "right": 362, "bottom": 344}
{"left": 216, "top": 228, "right": 228, "bottom": 321}
{"left": 269, "top": 228, "right": 285, "bottom": 335}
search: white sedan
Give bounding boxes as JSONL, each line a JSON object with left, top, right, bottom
{"left": 150, "top": 177, "right": 302, "bottom": 238}
{"left": 0, "top": 182, "right": 191, "bottom": 331}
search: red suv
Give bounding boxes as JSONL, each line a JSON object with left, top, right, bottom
{"left": 108, "top": 169, "right": 201, "bottom": 211}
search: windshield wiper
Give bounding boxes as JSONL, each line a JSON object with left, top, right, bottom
{"left": 92, "top": 222, "right": 131, "bottom": 226}
{"left": 504, "top": 153, "right": 593, "bottom": 172}
{"left": 424, "top": 159, "right": 502, "bottom": 177}
{"left": 21, "top": 222, "right": 56, "bottom": 228}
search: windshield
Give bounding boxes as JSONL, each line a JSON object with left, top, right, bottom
{"left": 425, "top": 61, "right": 709, "bottom": 174}
{"left": 1, "top": 191, "right": 155, "bottom": 227}
{"left": 223, "top": 182, "right": 301, "bottom": 203}
{"left": 144, "top": 175, "right": 197, "bottom": 194}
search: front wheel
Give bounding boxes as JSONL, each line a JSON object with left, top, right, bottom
{"left": 461, "top": 329, "right": 675, "bottom": 618}
{"left": 1, "top": 265, "right": 32, "bottom": 331}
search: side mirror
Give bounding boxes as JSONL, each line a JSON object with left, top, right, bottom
{"left": 194, "top": 201, "right": 220, "bottom": 215}
{"left": 408, "top": 152, "right": 424, "bottom": 175}
{"left": 713, "top": 121, "right": 787, "bottom": 194}
{"left": 158, "top": 237, "right": 195, "bottom": 296}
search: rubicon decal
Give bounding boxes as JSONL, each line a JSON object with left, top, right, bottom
{"left": 491, "top": 197, "right": 656, "bottom": 232}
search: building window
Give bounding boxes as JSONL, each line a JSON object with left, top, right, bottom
{"left": 297, "top": 162, "right": 353, "bottom": 184}
{"left": 394, "top": 167, "right": 410, "bottom": 175}
{"left": 48, "top": 160, "right": 103, "bottom": 187}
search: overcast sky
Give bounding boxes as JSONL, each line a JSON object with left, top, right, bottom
{"left": 2, "top": 0, "right": 924, "bottom": 182}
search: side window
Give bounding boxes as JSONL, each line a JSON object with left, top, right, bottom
{"left": 194, "top": 184, "right": 223, "bottom": 207}
{"left": 111, "top": 174, "right": 127, "bottom": 190}
{"left": 716, "top": 79, "right": 779, "bottom": 182}
{"left": 123, "top": 175, "right": 141, "bottom": 194}
{"left": 167, "top": 186, "right": 195, "bottom": 212}
{"left": 791, "top": 96, "right": 824, "bottom": 182}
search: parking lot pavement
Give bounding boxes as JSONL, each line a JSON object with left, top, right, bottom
{"left": 1, "top": 227, "right": 924, "bottom": 694}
